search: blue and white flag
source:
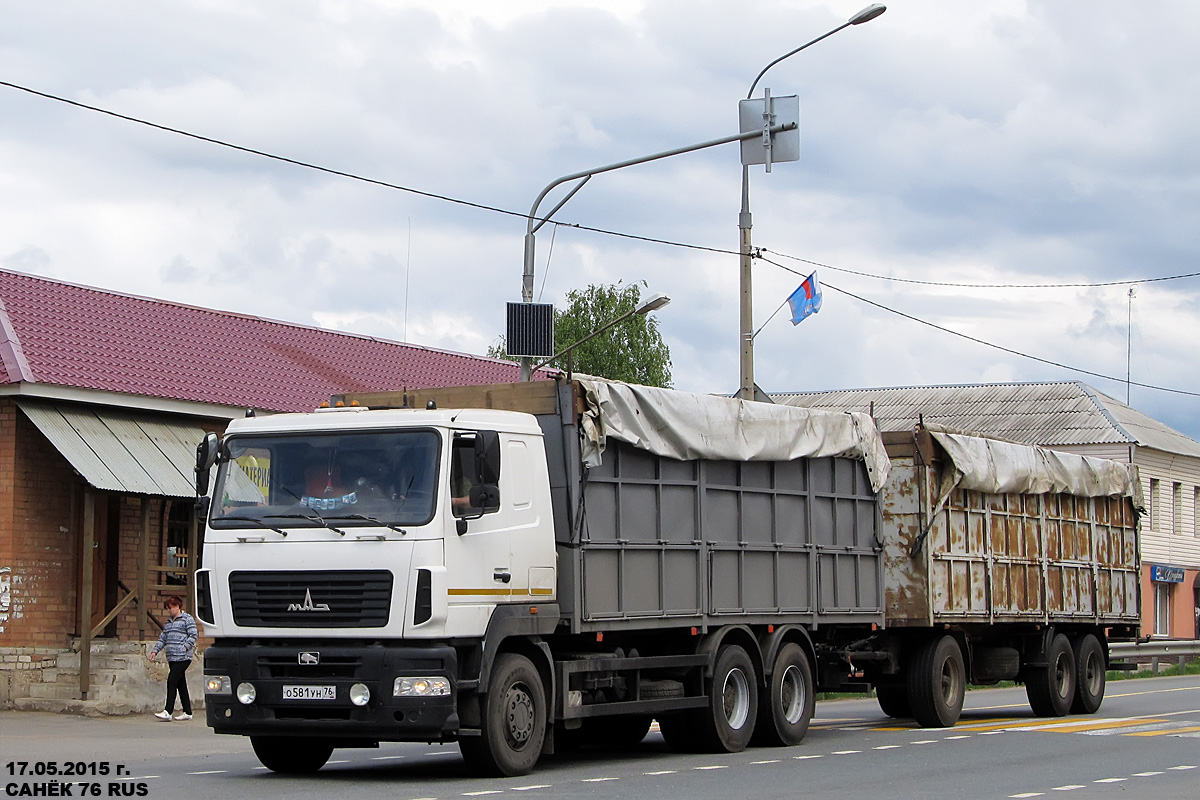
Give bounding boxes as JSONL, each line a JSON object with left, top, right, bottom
{"left": 787, "top": 272, "right": 823, "bottom": 325}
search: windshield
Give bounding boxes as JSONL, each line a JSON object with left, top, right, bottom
{"left": 211, "top": 428, "right": 440, "bottom": 528}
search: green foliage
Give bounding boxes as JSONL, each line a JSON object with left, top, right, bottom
{"left": 486, "top": 338, "right": 515, "bottom": 362}
{"left": 550, "top": 282, "right": 672, "bottom": 387}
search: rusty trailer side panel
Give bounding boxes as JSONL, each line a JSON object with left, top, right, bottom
{"left": 881, "top": 431, "right": 1140, "bottom": 628}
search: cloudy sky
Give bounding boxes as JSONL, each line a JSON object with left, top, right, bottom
{"left": 2, "top": 0, "right": 1197, "bottom": 438}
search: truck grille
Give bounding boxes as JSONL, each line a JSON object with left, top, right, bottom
{"left": 229, "top": 570, "right": 393, "bottom": 627}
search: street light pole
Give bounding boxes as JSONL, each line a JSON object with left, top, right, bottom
{"left": 531, "top": 293, "right": 670, "bottom": 376}
{"left": 736, "top": 3, "right": 886, "bottom": 401}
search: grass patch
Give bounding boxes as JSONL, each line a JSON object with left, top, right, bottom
{"left": 1107, "top": 657, "right": 1200, "bottom": 681}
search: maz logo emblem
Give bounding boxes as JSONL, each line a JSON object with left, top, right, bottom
{"left": 287, "top": 588, "right": 331, "bottom": 612}
{"left": 298, "top": 652, "right": 320, "bottom": 665}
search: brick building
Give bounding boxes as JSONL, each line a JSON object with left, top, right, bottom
{"left": 0, "top": 268, "right": 528, "bottom": 712}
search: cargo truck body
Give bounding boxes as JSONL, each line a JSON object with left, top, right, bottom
{"left": 193, "top": 378, "right": 1140, "bottom": 776}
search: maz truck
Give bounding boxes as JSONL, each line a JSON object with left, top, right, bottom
{"left": 193, "top": 377, "right": 1140, "bottom": 776}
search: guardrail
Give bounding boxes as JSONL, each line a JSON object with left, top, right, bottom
{"left": 1109, "top": 639, "right": 1200, "bottom": 674}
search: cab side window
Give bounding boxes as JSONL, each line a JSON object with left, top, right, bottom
{"left": 450, "top": 432, "right": 501, "bottom": 518}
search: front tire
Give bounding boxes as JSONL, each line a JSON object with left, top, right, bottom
{"left": 250, "top": 736, "right": 333, "bottom": 773}
{"left": 908, "top": 635, "right": 965, "bottom": 728}
{"left": 1026, "top": 633, "right": 1076, "bottom": 717}
{"left": 753, "top": 643, "right": 814, "bottom": 746}
{"left": 459, "top": 653, "right": 547, "bottom": 777}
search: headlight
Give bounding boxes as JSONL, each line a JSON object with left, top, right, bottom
{"left": 394, "top": 676, "right": 451, "bottom": 697}
{"left": 205, "top": 675, "right": 232, "bottom": 695}
{"left": 236, "top": 682, "right": 257, "bottom": 704}
{"left": 350, "top": 683, "right": 371, "bottom": 706}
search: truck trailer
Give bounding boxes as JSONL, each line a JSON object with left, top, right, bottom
{"left": 194, "top": 377, "right": 1140, "bottom": 776}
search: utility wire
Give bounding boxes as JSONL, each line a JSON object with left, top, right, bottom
{"left": 760, "top": 248, "right": 1200, "bottom": 289}
{"left": 5, "top": 79, "right": 1197, "bottom": 397}
{"left": 0, "top": 79, "right": 735, "bottom": 258}
{"left": 758, "top": 255, "right": 1200, "bottom": 398}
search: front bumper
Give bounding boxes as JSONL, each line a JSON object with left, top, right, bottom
{"left": 204, "top": 642, "right": 459, "bottom": 742}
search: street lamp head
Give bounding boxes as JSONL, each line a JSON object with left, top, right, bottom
{"left": 635, "top": 293, "right": 671, "bottom": 315}
{"left": 849, "top": 4, "right": 886, "bottom": 25}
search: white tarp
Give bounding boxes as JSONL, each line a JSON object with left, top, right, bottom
{"left": 578, "top": 378, "right": 891, "bottom": 491}
{"left": 928, "top": 428, "right": 1141, "bottom": 502}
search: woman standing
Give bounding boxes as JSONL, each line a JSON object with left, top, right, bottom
{"left": 149, "top": 595, "right": 198, "bottom": 721}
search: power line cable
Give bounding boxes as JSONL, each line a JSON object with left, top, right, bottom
{"left": 760, "top": 248, "right": 1200, "bottom": 289}
{"left": 758, "top": 255, "right": 1200, "bottom": 398}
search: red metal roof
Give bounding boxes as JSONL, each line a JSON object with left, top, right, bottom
{"left": 0, "top": 269, "right": 528, "bottom": 413}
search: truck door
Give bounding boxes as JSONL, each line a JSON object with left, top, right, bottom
{"left": 443, "top": 432, "right": 513, "bottom": 629}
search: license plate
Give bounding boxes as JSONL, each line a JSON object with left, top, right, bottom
{"left": 282, "top": 685, "right": 336, "bottom": 701}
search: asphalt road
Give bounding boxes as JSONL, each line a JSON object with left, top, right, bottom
{"left": 3, "top": 675, "right": 1197, "bottom": 800}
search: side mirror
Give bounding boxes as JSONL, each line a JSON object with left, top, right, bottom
{"left": 195, "top": 432, "right": 220, "bottom": 496}
{"left": 474, "top": 430, "right": 501, "bottom": 485}
{"left": 469, "top": 484, "right": 500, "bottom": 512}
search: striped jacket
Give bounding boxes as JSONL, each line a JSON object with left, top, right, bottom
{"left": 152, "top": 612, "right": 198, "bottom": 662}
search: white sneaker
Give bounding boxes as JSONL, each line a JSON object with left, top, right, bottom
{"left": 153, "top": 710, "right": 172, "bottom": 721}
{"left": 173, "top": 712, "right": 193, "bottom": 721}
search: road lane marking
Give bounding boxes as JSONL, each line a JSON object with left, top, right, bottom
{"left": 832, "top": 750, "right": 861, "bottom": 755}
{"left": 644, "top": 770, "right": 676, "bottom": 775}
{"left": 1131, "top": 771, "right": 1164, "bottom": 777}
{"left": 1050, "top": 786, "right": 1084, "bottom": 791}
{"left": 511, "top": 785, "right": 551, "bottom": 791}
{"left": 793, "top": 755, "right": 823, "bottom": 760}
{"left": 1168, "top": 765, "right": 1196, "bottom": 770}
{"left": 943, "top": 735, "right": 970, "bottom": 740}
{"left": 751, "top": 760, "right": 781, "bottom": 764}
{"left": 1019, "top": 718, "right": 1168, "bottom": 733}
{"left": 909, "top": 740, "right": 937, "bottom": 745}
{"left": 1094, "top": 778, "right": 1126, "bottom": 783}
{"left": 1125, "top": 725, "right": 1200, "bottom": 737}
{"left": 583, "top": 776, "right": 620, "bottom": 781}
{"left": 371, "top": 755, "right": 406, "bottom": 760}
{"left": 1008, "top": 793, "right": 1043, "bottom": 798}
{"left": 463, "top": 791, "right": 503, "bottom": 796}
{"left": 873, "top": 745, "right": 901, "bottom": 750}
{"left": 694, "top": 766, "right": 728, "bottom": 770}
{"left": 187, "top": 770, "right": 227, "bottom": 775}
{"left": 1107, "top": 687, "right": 1200, "bottom": 699}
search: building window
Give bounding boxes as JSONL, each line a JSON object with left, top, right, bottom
{"left": 1148, "top": 479, "right": 1161, "bottom": 530}
{"left": 1153, "top": 582, "right": 1171, "bottom": 636}
{"left": 1172, "top": 483, "right": 1182, "bottom": 535}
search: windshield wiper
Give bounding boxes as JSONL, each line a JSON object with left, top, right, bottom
{"left": 271, "top": 511, "right": 349, "bottom": 537}
{"left": 220, "top": 516, "right": 288, "bottom": 537}
{"left": 324, "top": 513, "right": 408, "bottom": 535}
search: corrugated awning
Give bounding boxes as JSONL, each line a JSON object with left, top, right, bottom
{"left": 18, "top": 401, "right": 205, "bottom": 497}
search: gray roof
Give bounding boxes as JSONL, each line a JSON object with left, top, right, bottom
{"left": 772, "top": 381, "right": 1200, "bottom": 459}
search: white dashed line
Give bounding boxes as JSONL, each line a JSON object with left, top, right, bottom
{"left": 1094, "top": 778, "right": 1126, "bottom": 783}
{"left": 979, "top": 730, "right": 1007, "bottom": 736}
{"left": 327, "top": 760, "right": 350, "bottom": 764}
{"left": 694, "top": 765, "right": 728, "bottom": 771}
{"left": 832, "top": 750, "right": 861, "bottom": 755}
{"left": 1168, "top": 765, "right": 1197, "bottom": 770}
{"left": 751, "top": 760, "right": 780, "bottom": 764}
{"left": 873, "top": 745, "right": 901, "bottom": 750}
{"left": 582, "top": 777, "right": 620, "bottom": 782}
{"left": 943, "top": 735, "right": 970, "bottom": 740}
{"left": 426, "top": 751, "right": 458, "bottom": 756}
{"left": 511, "top": 785, "right": 551, "bottom": 791}
{"left": 463, "top": 791, "right": 503, "bottom": 796}
{"left": 1008, "top": 793, "right": 1043, "bottom": 798}
{"left": 644, "top": 770, "right": 677, "bottom": 775}
{"left": 1051, "top": 785, "right": 1084, "bottom": 791}
{"left": 793, "top": 755, "right": 824, "bottom": 760}
{"left": 187, "top": 770, "right": 227, "bottom": 775}
{"left": 1132, "top": 771, "right": 1164, "bottom": 777}
{"left": 910, "top": 740, "right": 937, "bottom": 745}
{"left": 371, "top": 755, "right": 406, "bottom": 760}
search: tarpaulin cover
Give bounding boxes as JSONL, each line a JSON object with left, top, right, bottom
{"left": 578, "top": 378, "right": 891, "bottom": 492}
{"left": 928, "top": 427, "right": 1141, "bottom": 504}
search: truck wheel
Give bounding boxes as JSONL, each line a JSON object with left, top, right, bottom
{"left": 752, "top": 643, "right": 814, "bottom": 746}
{"left": 696, "top": 644, "right": 758, "bottom": 752}
{"left": 250, "top": 736, "right": 333, "bottom": 773}
{"left": 1070, "top": 633, "right": 1105, "bottom": 715}
{"left": 459, "top": 653, "right": 547, "bottom": 777}
{"left": 1025, "top": 633, "right": 1075, "bottom": 717}
{"left": 875, "top": 681, "right": 912, "bottom": 719}
{"left": 907, "top": 635, "right": 965, "bottom": 728}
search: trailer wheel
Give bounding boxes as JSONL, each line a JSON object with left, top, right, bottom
{"left": 1070, "top": 633, "right": 1105, "bottom": 715}
{"left": 874, "top": 681, "right": 912, "bottom": 719}
{"left": 907, "top": 635, "right": 965, "bottom": 728}
{"left": 696, "top": 644, "right": 758, "bottom": 752}
{"left": 1025, "top": 633, "right": 1075, "bottom": 717}
{"left": 250, "top": 736, "right": 333, "bottom": 773}
{"left": 459, "top": 653, "right": 547, "bottom": 777}
{"left": 753, "top": 643, "right": 814, "bottom": 746}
